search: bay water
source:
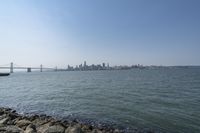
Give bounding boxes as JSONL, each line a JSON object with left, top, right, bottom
{"left": 0, "top": 67, "right": 200, "bottom": 132}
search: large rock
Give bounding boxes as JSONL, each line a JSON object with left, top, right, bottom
{"left": 37, "top": 122, "right": 51, "bottom": 133}
{"left": 81, "top": 125, "right": 91, "bottom": 132}
{"left": 0, "top": 114, "right": 7, "bottom": 120}
{"left": 37, "top": 122, "right": 65, "bottom": 133}
{"left": 7, "top": 119, "right": 15, "bottom": 125}
{"left": 15, "top": 119, "right": 32, "bottom": 128}
{"left": 32, "top": 118, "right": 50, "bottom": 128}
{"left": 24, "top": 128, "right": 35, "bottom": 133}
{"left": 8, "top": 113, "right": 19, "bottom": 120}
{"left": 29, "top": 115, "right": 40, "bottom": 122}
{"left": 0, "top": 125, "right": 24, "bottom": 133}
{"left": 45, "top": 124, "right": 65, "bottom": 133}
{"left": 24, "top": 124, "right": 36, "bottom": 133}
{"left": 0, "top": 117, "right": 9, "bottom": 125}
{"left": 65, "top": 126, "right": 83, "bottom": 133}
{"left": 0, "top": 110, "right": 3, "bottom": 116}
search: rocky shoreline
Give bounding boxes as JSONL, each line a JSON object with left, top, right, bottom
{"left": 0, "top": 107, "right": 127, "bottom": 133}
{"left": 0, "top": 107, "right": 158, "bottom": 133}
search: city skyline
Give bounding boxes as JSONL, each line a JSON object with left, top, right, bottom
{"left": 0, "top": 0, "right": 200, "bottom": 67}
{"left": 2, "top": 60, "right": 192, "bottom": 73}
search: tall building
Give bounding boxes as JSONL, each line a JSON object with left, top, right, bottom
{"left": 102, "top": 63, "right": 105, "bottom": 68}
{"left": 79, "top": 64, "right": 82, "bottom": 70}
{"left": 107, "top": 63, "right": 109, "bottom": 69}
{"left": 84, "top": 61, "right": 86, "bottom": 67}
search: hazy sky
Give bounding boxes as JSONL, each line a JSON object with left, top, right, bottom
{"left": 0, "top": 0, "right": 200, "bottom": 67}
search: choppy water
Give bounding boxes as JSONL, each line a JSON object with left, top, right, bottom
{"left": 0, "top": 67, "right": 200, "bottom": 133}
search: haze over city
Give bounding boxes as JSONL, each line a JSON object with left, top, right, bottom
{"left": 0, "top": 0, "right": 200, "bottom": 67}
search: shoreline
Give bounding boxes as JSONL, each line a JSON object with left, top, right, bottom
{"left": 0, "top": 107, "right": 127, "bottom": 133}
{"left": 0, "top": 107, "right": 159, "bottom": 133}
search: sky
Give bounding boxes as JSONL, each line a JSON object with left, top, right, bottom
{"left": 0, "top": 0, "right": 200, "bottom": 67}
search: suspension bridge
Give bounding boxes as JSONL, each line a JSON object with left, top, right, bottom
{"left": 0, "top": 62, "right": 57, "bottom": 73}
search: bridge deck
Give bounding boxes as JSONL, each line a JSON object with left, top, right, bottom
{"left": 0, "top": 67, "right": 54, "bottom": 69}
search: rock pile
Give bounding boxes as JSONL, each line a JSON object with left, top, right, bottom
{"left": 0, "top": 107, "right": 122, "bottom": 133}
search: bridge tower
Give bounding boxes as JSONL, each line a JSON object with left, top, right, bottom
{"left": 10, "top": 62, "right": 13, "bottom": 73}
{"left": 40, "top": 64, "right": 43, "bottom": 72}
{"left": 27, "top": 68, "right": 31, "bottom": 72}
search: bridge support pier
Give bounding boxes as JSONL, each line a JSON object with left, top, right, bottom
{"left": 40, "top": 65, "right": 43, "bottom": 72}
{"left": 27, "top": 68, "right": 31, "bottom": 72}
{"left": 10, "top": 62, "right": 13, "bottom": 73}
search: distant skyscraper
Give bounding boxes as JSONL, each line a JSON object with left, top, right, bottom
{"left": 102, "top": 63, "right": 105, "bottom": 68}
{"left": 79, "top": 64, "right": 82, "bottom": 69}
{"left": 84, "top": 61, "right": 86, "bottom": 67}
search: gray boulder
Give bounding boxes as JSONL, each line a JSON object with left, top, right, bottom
{"left": 0, "top": 125, "right": 24, "bottom": 133}
{"left": 15, "top": 119, "right": 32, "bottom": 128}
{"left": 65, "top": 126, "right": 83, "bottom": 133}
{"left": 37, "top": 123, "right": 51, "bottom": 133}
{"left": 24, "top": 124, "right": 36, "bottom": 133}
{"left": 0, "top": 117, "right": 9, "bottom": 125}
{"left": 45, "top": 124, "right": 65, "bottom": 133}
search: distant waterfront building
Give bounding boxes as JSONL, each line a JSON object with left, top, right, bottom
{"left": 75, "top": 65, "right": 79, "bottom": 70}
{"left": 91, "top": 64, "right": 95, "bottom": 70}
{"left": 84, "top": 61, "right": 86, "bottom": 67}
{"left": 107, "top": 63, "right": 109, "bottom": 69}
{"left": 97, "top": 64, "right": 102, "bottom": 70}
{"left": 67, "top": 65, "right": 73, "bottom": 71}
{"left": 79, "top": 64, "right": 83, "bottom": 70}
{"left": 83, "top": 61, "right": 88, "bottom": 70}
{"left": 102, "top": 63, "right": 105, "bottom": 68}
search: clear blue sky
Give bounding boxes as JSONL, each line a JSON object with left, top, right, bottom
{"left": 0, "top": 0, "right": 200, "bottom": 67}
